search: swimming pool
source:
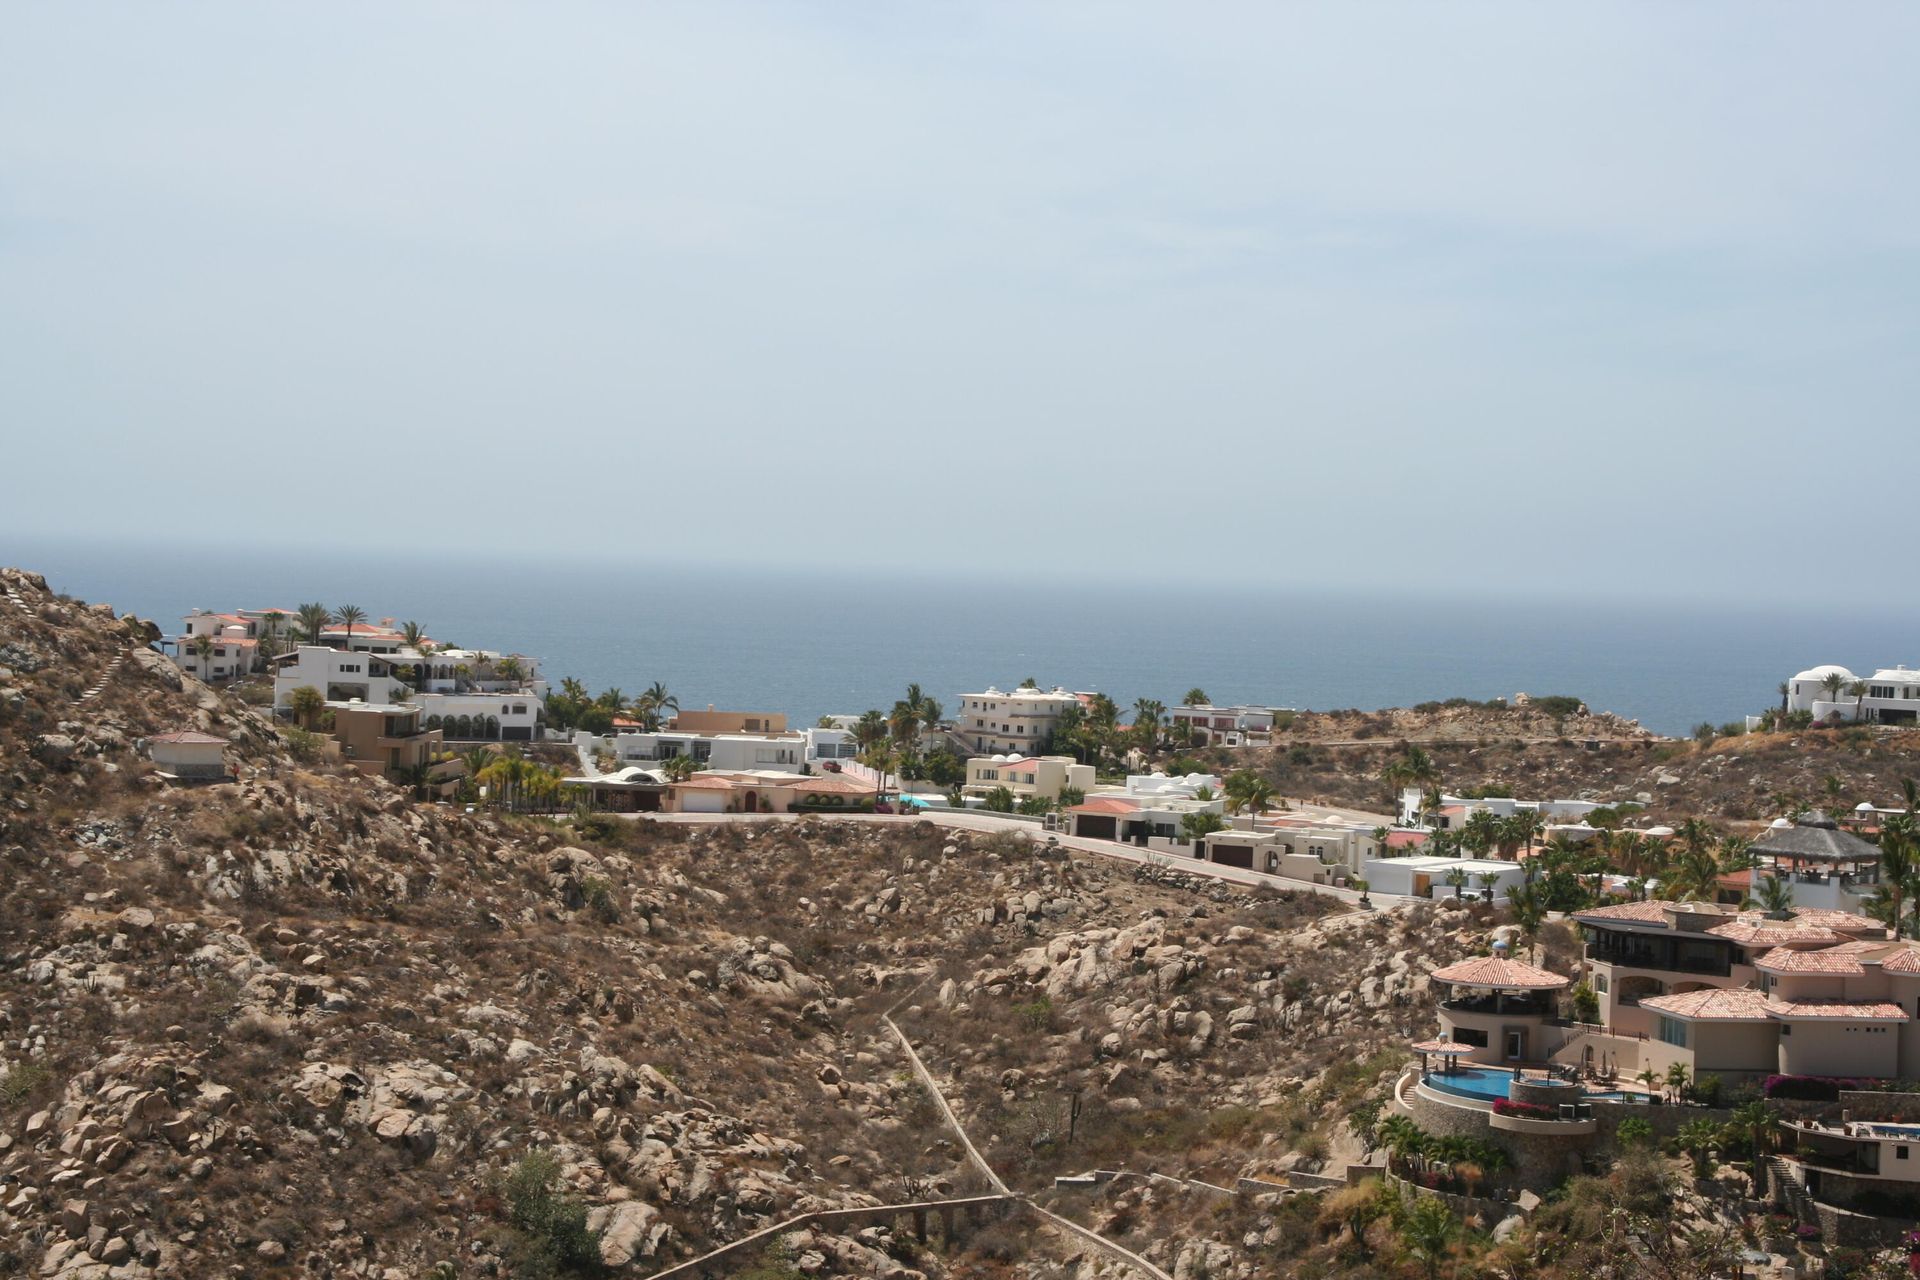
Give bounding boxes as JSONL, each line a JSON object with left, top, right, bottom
{"left": 1422, "top": 1067, "right": 1645, "bottom": 1104}
{"left": 1423, "top": 1066, "right": 1521, "bottom": 1101}
{"left": 1864, "top": 1123, "right": 1920, "bottom": 1137}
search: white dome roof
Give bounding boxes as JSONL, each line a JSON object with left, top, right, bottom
{"left": 1794, "top": 664, "right": 1857, "bottom": 683}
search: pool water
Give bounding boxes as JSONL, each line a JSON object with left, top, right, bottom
{"left": 1423, "top": 1066, "right": 1647, "bottom": 1104}
{"left": 1424, "top": 1066, "right": 1520, "bottom": 1101}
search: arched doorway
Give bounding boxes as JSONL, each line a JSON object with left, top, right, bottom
{"left": 742, "top": 791, "right": 758, "bottom": 813}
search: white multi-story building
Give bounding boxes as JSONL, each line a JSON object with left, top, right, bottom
{"left": 1786, "top": 664, "right": 1920, "bottom": 726}
{"left": 174, "top": 608, "right": 301, "bottom": 683}
{"left": 272, "top": 646, "right": 545, "bottom": 740}
{"left": 588, "top": 724, "right": 856, "bottom": 773}
{"left": 956, "top": 684, "right": 1085, "bottom": 755}
{"left": 1169, "top": 704, "right": 1283, "bottom": 746}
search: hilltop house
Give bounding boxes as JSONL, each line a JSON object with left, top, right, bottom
{"left": 1786, "top": 664, "right": 1920, "bottom": 725}
{"left": 273, "top": 646, "right": 545, "bottom": 741}
{"left": 1167, "top": 704, "right": 1282, "bottom": 746}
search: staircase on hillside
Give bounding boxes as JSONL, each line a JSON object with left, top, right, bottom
{"left": 75, "top": 653, "right": 127, "bottom": 705}
{"left": 1765, "top": 1155, "right": 1822, "bottom": 1227}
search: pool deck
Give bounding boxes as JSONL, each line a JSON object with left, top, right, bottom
{"left": 1419, "top": 1064, "right": 1660, "bottom": 1105}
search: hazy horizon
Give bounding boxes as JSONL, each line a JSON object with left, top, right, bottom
{"left": 5, "top": 4, "right": 1918, "bottom": 595}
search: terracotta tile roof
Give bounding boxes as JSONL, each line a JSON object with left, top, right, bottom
{"left": 1071, "top": 797, "right": 1140, "bottom": 815}
{"left": 1640, "top": 987, "right": 1772, "bottom": 1021}
{"left": 1574, "top": 900, "right": 1673, "bottom": 924}
{"left": 1430, "top": 956, "right": 1571, "bottom": 991}
{"left": 1766, "top": 999, "right": 1910, "bottom": 1021}
{"left": 1385, "top": 830, "right": 1429, "bottom": 849}
{"left": 789, "top": 776, "right": 875, "bottom": 795}
{"left": 672, "top": 777, "right": 737, "bottom": 790}
{"left": 1754, "top": 947, "right": 1866, "bottom": 976}
{"left": 1705, "top": 920, "right": 1838, "bottom": 947}
{"left": 1882, "top": 949, "right": 1920, "bottom": 976}
{"left": 1789, "top": 908, "right": 1886, "bottom": 933}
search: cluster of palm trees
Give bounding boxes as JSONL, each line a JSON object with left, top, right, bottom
{"left": 849, "top": 685, "right": 951, "bottom": 787}
{"left": 1375, "top": 1115, "right": 1510, "bottom": 1196}
{"left": 546, "top": 680, "right": 676, "bottom": 734}
{"left": 458, "top": 745, "right": 571, "bottom": 812}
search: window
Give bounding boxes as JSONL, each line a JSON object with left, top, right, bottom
{"left": 1593, "top": 973, "right": 1608, "bottom": 994}
{"left": 1450, "top": 1027, "right": 1489, "bottom": 1048}
{"left": 1656, "top": 1016, "right": 1688, "bottom": 1048}
{"left": 1899, "top": 1146, "right": 1910, "bottom": 1161}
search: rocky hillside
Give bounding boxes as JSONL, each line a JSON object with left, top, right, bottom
{"left": 1204, "top": 727, "right": 1920, "bottom": 823}
{"left": 2, "top": 566, "right": 1397, "bottom": 1280}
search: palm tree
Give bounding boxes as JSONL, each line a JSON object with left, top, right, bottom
{"left": 596, "top": 687, "right": 626, "bottom": 714}
{"left": 852, "top": 710, "right": 888, "bottom": 754}
{"left": 1665, "top": 1061, "right": 1690, "bottom": 1103}
{"left": 288, "top": 684, "right": 325, "bottom": 731}
{"left": 644, "top": 682, "right": 678, "bottom": 724}
{"left": 497, "top": 656, "right": 524, "bottom": 687}
{"left": 400, "top": 620, "right": 428, "bottom": 652}
{"left": 888, "top": 701, "right": 920, "bottom": 747}
{"left": 332, "top": 604, "right": 367, "bottom": 649}
{"left": 1182, "top": 688, "right": 1209, "bottom": 707}
{"left": 1729, "top": 1099, "right": 1773, "bottom": 1179}
{"left": 1443, "top": 866, "right": 1470, "bottom": 899}
{"left": 190, "top": 633, "right": 216, "bottom": 682}
{"left": 1820, "top": 670, "right": 1850, "bottom": 714}
{"left": 1753, "top": 874, "right": 1794, "bottom": 917}
{"left": 1876, "top": 814, "right": 1918, "bottom": 938}
{"left": 294, "top": 602, "right": 332, "bottom": 647}
{"left": 660, "top": 754, "right": 697, "bottom": 783}
{"left": 1849, "top": 679, "right": 1870, "bottom": 723}
{"left": 1224, "top": 770, "right": 1274, "bottom": 822}
{"left": 257, "top": 610, "right": 286, "bottom": 665}
{"left": 1132, "top": 698, "right": 1165, "bottom": 748}
{"left": 560, "top": 677, "right": 589, "bottom": 703}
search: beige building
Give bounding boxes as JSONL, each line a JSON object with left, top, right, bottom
{"left": 330, "top": 702, "right": 443, "bottom": 783}
{"left": 956, "top": 685, "right": 1083, "bottom": 755}
{"left": 147, "top": 731, "right": 228, "bottom": 781}
{"left": 668, "top": 709, "right": 788, "bottom": 735}
{"left": 964, "top": 754, "right": 1095, "bottom": 801}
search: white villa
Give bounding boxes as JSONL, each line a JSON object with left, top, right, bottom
{"left": 1363, "top": 855, "right": 1527, "bottom": 901}
{"left": 956, "top": 684, "right": 1085, "bottom": 755}
{"left": 1168, "top": 704, "right": 1284, "bottom": 747}
{"left": 1396, "top": 787, "right": 1606, "bottom": 829}
{"left": 1063, "top": 773, "right": 1225, "bottom": 848}
{"left": 587, "top": 722, "right": 854, "bottom": 773}
{"left": 272, "top": 646, "right": 546, "bottom": 741}
{"left": 1787, "top": 663, "right": 1920, "bottom": 726}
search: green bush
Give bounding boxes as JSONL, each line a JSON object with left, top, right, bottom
{"left": 0, "top": 1063, "right": 51, "bottom": 1109}
{"left": 493, "top": 1150, "right": 604, "bottom": 1278}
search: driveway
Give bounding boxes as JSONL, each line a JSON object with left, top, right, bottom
{"left": 632, "top": 809, "right": 1414, "bottom": 910}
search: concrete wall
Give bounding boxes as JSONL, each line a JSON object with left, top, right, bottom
{"left": 1780, "top": 1022, "right": 1902, "bottom": 1078}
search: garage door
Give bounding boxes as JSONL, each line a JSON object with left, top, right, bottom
{"left": 680, "top": 791, "right": 725, "bottom": 813}
{"left": 1209, "top": 845, "right": 1254, "bottom": 869}
{"left": 1076, "top": 815, "right": 1117, "bottom": 840}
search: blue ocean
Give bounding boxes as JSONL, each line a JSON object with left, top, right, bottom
{"left": 9, "top": 538, "right": 1917, "bottom": 739}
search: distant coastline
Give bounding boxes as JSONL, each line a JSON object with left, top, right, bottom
{"left": 12, "top": 537, "right": 1920, "bottom": 739}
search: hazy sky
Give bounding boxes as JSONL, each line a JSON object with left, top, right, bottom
{"left": 4, "top": 4, "right": 1916, "bottom": 598}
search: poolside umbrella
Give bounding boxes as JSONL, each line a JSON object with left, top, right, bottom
{"left": 1410, "top": 1039, "right": 1474, "bottom": 1075}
